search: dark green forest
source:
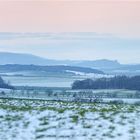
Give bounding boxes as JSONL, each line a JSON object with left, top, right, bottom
{"left": 0, "top": 76, "right": 14, "bottom": 89}
{"left": 72, "top": 76, "right": 140, "bottom": 90}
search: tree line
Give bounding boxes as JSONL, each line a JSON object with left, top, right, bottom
{"left": 72, "top": 76, "right": 140, "bottom": 90}
{"left": 0, "top": 76, "right": 14, "bottom": 89}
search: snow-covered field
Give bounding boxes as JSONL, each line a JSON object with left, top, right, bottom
{"left": 0, "top": 98, "right": 140, "bottom": 140}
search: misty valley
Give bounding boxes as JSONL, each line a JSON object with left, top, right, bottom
{"left": 1, "top": 0, "right": 140, "bottom": 139}
{"left": 0, "top": 52, "right": 140, "bottom": 140}
{"left": 0, "top": 53, "right": 140, "bottom": 140}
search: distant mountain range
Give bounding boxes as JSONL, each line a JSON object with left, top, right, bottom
{"left": 0, "top": 52, "right": 120, "bottom": 68}
{"left": 0, "top": 52, "right": 52, "bottom": 65}
{"left": 0, "top": 52, "right": 140, "bottom": 75}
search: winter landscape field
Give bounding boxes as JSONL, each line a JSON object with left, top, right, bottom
{"left": 1, "top": 1, "right": 140, "bottom": 140}
{"left": 0, "top": 98, "right": 140, "bottom": 140}
{"left": 0, "top": 58, "right": 140, "bottom": 140}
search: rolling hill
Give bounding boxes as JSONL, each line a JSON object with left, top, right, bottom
{"left": 0, "top": 52, "right": 140, "bottom": 75}
{"left": 0, "top": 64, "right": 104, "bottom": 75}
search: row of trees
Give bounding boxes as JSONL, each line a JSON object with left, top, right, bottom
{"left": 72, "top": 76, "right": 140, "bottom": 90}
{"left": 0, "top": 76, "right": 14, "bottom": 89}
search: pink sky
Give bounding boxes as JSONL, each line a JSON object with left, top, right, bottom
{"left": 0, "top": 1, "right": 140, "bottom": 38}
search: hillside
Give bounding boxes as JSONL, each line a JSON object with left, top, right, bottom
{"left": 0, "top": 64, "right": 104, "bottom": 75}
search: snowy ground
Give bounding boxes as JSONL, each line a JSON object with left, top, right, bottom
{"left": 0, "top": 99, "right": 140, "bottom": 140}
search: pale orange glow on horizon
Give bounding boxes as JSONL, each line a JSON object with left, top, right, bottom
{"left": 0, "top": 1, "right": 140, "bottom": 38}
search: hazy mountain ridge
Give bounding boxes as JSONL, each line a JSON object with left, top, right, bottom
{"left": 0, "top": 52, "right": 140, "bottom": 75}
{"left": 0, "top": 52, "right": 55, "bottom": 65}
{"left": 0, "top": 52, "right": 120, "bottom": 68}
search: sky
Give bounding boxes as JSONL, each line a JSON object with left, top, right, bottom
{"left": 0, "top": 0, "right": 140, "bottom": 63}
